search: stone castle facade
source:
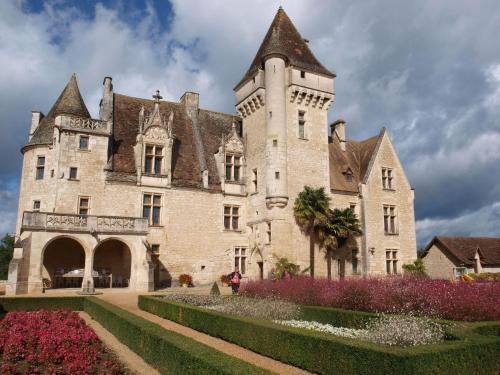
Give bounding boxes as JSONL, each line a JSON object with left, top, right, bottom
{"left": 7, "top": 8, "right": 416, "bottom": 295}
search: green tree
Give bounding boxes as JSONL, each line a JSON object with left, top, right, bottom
{"left": 293, "top": 186, "right": 330, "bottom": 278}
{"left": 320, "top": 208, "right": 362, "bottom": 280}
{"left": 402, "top": 258, "right": 427, "bottom": 276}
{"left": 0, "top": 234, "right": 14, "bottom": 280}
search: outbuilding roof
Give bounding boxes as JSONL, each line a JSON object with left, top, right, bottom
{"left": 422, "top": 236, "right": 500, "bottom": 266}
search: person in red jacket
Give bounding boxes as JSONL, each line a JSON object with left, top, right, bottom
{"left": 228, "top": 267, "right": 242, "bottom": 294}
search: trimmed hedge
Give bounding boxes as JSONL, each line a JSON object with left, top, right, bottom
{"left": 139, "top": 295, "right": 500, "bottom": 375}
{"left": 0, "top": 296, "right": 84, "bottom": 312}
{"left": 0, "top": 296, "right": 273, "bottom": 375}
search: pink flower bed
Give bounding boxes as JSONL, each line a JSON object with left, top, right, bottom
{"left": 0, "top": 310, "right": 126, "bottom": 375}
{"left": 242, "top": 277, "right": 500, "bottom": 321}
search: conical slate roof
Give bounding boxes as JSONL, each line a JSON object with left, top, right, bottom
{"left": 28, "top": 74, "right": 90, "bottom": 146}
{"left": 235, "top": 7, "right": 334, "bottom": 89}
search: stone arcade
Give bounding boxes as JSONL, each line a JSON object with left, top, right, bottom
{"left": 7, "top": 8, "right": 416, "bottom": 295}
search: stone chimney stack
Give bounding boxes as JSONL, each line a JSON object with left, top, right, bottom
{"left": 29, "top": 111, "right": 44, "bottom": 141}
{"left": 180, "top": 91, "right": 199, "bottom": 111}
{"left": 99, "top": 76, "right": 113, "bottom": 122}
{"left": 331, "top": 119, "right": 346, "bottom": 151}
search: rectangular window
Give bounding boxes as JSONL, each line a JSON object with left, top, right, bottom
{"left": 275, "top": 171, "right": 280, "bottom": 179}
{"left": 33, "top": 200, "right": 41, "bottom": 212}
{"left": 266, "top": 222, "right": 272, "bottom": 244}
{"left": 223, "top": 205, "right": 240, "bottom": 230}
{"left": 69, "top": 167, "right": 78, "bottom": 179}
{"left": 225, "top": 154, "right": 242, "bottom": 181}
{"left": 349, "top": 203, "right": 356, "bottom": 213}
{"left": 78, "top": 196, "right": 90, "bottom": 216}
{"left": 252, "top": 168, "right": 258, "bottom": 192}
{"left": 298, "top": 111, "right": 306, "bottom": 139}
{"left": 386, "top": 250, "right": 398, "bottom": 274}
{"left": 144, "top": 145, "right": 163, "bottom": 175}
{"left": 143, "top": 193, "right": 162, "bottom": 225}
{"left": 234, "top": 247, "right": 247, "bottom": 274}
{"left": 382, "top": 168, "right": 394, "bottom": 189}
{"left": 79, "top": 135, "right": 89, "bottom": 150}
{"left": 352, "top": 249, "right": 359, "bottom": 273}
{"left": 300, "top": 70, "right": 306, "bottom": 78}
{"left": 36, "top": 156, "right": 45, "bottom": 180}
{"left": 383, "top": 205, "right": 397, "bottom": 234}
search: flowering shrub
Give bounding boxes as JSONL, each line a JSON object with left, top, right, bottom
{"left": 163, "top": 294, "right": 301, "bottom": 320}
{"left": 274, "top": 320, "right": 366, "bottom": 339}
{"left": 0, "top": 310, "right": 126, "bottom": 374}
{"left": 242, "top": 276, "right": 500, "bottom": 321}
{"left": 275, "top": 315, "right": 445, "bottom": 347}
{"left": 363, "top": 314, "right": 445, "bottom": 346}
{"left": 178, "top": 274, "right": 193, "bottom": 286}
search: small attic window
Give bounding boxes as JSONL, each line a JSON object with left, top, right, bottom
{"left": 252, "top": 77, "right": 256, "bottom": 84}
{"left": 300, "top": 70, "right": 305, "bottom": 78}
{"left": 344, "top": 168, "right": 353, "bottom": 182}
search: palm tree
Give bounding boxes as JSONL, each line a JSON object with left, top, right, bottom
{"left": 320, "top": 208, "right": 362, "bottom": 280}
{"left": 293, "top": 186, "right": 330, "bottom": 278}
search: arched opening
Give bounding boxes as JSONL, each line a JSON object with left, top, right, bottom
{"left": 93, "top": 239, "right": 131, "bottom": 288}
{"left": 42, "top": 237, "right": 85, "bottom": 289}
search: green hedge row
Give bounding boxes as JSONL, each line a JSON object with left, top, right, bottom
{"left": 0, "top": 296, "right": 84, "bottom": 312}
{"left": 0, "top": 296, "right": 273, "bottom": 375}
{"left": 139, "top": 296, "right": 500, "bottom": 375}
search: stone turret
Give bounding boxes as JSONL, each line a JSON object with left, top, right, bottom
{"left": 264, "top": 55, "right": 288, "bottom": 207}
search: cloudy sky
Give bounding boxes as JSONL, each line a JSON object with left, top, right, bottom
{"left": 0, "top": 0, "right": 499, "bottom": 247}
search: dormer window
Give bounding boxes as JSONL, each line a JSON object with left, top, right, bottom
{"left": 225, "top": 154, "right": 242, "bottom": 181}
{"left": 145, "top": 145, "right": 163, "bottom": 175}
{"left": 343, "top": 168, "right": 353, "bottom": 182}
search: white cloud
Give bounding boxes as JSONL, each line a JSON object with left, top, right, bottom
{"left": 0, "top": 0, "right": 500, "bottom": 242}
{"left": 416, "top": 202, "right": 500, "bottom": 247}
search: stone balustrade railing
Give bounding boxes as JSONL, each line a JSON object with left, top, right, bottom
{"left": 22, "top": 212, "right": 149, "bottom": 234}
{"left": 54, "top": 115, "right": 111, "bottom": 135}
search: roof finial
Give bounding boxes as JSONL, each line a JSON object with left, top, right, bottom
{"left": 152, "top": 89, "right": 163, "bottom": 103}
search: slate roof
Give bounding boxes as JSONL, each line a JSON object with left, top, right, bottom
{"left": 235, "top": 7, "right": 335, "bottom": 89}
{"left": 112, "top": 93, "right": 239, "bottom": 190}
{"left": 328, "top": 131, "right": 381, "bottom": 193}
{"left": 423, "top": 236, "right": 500, "bottom": 266}
{"left": 27, "top": 74, "right": 90, "bottom": 146}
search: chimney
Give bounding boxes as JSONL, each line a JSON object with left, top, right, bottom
{"left": 29, "top": 111, "right": 44, "bottom": 141}
{"left": 99, "top": 76, "right": 113, "bottom": 121}
{"left": 180, "top": 91, "right": 199, "bottom": 111}
{"left": 331, "top": 119, "right": 346, "bottom": 151}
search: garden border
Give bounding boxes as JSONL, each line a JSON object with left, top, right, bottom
{"left": 139, "top": 295, "right": 500, "bottom": 375}
{"left": 0, "top": 297, "right": 273, "bottom": 375}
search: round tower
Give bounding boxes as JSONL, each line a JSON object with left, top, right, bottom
{"left": 264, "top": 55, "right": 288, "bottom": 208}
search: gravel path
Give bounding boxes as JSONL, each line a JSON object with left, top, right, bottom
{"left": 79, "top": 311, "right": 160, "bottom": 375}
{"left": 98, "top": 293, "right": 311, "bottom": 375}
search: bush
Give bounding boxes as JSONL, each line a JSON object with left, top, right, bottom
{"left": 210, "top": 282, "right": 220, "bottom": 296}
{"left": 362, "top": 314, "right": 445, "bottom": 347}
{"left": 178, "top": 274, "right": 193, "bottom": 286}
{"left": 0, "top": 297, "right": 272, "bottom": 375}
{"left": 469, "top": 272, "right": 500, "bottom": 282}
{"left": 220, "top": 274, "right": 230, "bottom": 286}
{"left": 139, "top": 296, "right": 500, "bottom": 375}
{"left": 0, "top": 309, "right": 125, "bottom": 374}
{"left": 0, "top": 234, "right": 14, "bottom": 280}
{"left": 402, "top": 258, "right": 427, "bottom": 276}
{"left": 162, "top": 294, "right": 301, "bottom": 321}
{"left": 242, "top": 277, "right": 500, "bottom": 321}
{"left": 0, "top": 296, "right": 84, "bottom": 312}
